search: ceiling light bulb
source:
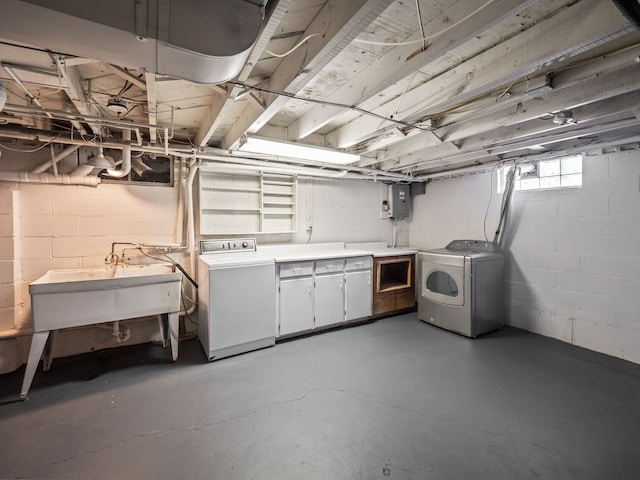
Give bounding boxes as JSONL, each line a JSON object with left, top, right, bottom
{"left": 107, "top": 98, "right": 127, "bottom": 116}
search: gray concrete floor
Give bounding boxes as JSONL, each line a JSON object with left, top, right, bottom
{"left": 1, "top": 313, "right": 639, "bottom": 479}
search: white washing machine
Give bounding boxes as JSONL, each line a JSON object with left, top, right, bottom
{"left": 198, "top": 239, "right": 276, "bottom": 361}
{"left": 418, "top": 240, "right": 504, "bottom": 338}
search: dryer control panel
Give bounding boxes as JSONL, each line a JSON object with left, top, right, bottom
{"left": 446, "top": 239, "right": 501, "bottom": 253}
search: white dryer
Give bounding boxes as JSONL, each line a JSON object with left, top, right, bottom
{"left": 418, "top": 240, "right": 504, "bottom": 338}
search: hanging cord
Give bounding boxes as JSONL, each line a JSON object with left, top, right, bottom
{"left": 493, "top": 165, "right": 517, "bottom": 247}
{"left": 353, "top": 0, "right": 495, "bottom": 47}
{"left": 137, "top": 247, "right": 198, "bottom": 289}
{"left": 415, "top": 0, "right": 428, "bottom": 51}
{"left": 392, "top": 218, "right": 398, "bottom": 247}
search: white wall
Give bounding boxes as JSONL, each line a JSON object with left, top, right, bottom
{"left": 410, "top": 149, "right": 640, "bottom": 364}
{"left": 0, "top": 148, "right": 396, "bottom": 372}
{"left": 260, "top": 177, "right": 403, "bottom": 246}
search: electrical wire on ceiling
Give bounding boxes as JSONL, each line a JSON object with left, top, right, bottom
{"left": 227, "top": 80, "right": 434, "bottom": 132}
{"left": 266, "top": 33, "right": 322, "bottom": 58}
{"left": 353, "top": 0, "right": 495, "bottom": 47}
{"left": 0, "top": 134, "right": 62, "bottom": 153}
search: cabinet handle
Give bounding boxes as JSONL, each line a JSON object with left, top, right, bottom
{"left": 293, "top": 268, "right": 302, "bottom": 273}
{"left": 327, "top": 264, "right": 334, "bottom": 270}
{"left": 306, "top": 284, "right": 313, "bottom": 294}
{"left": 339, "top": 280, "right": 344, "bottom": 289}
{"left": 367, "top": 276, "right": 371, "bottom": 285}
{"left": 355, "top": 262, "right": 363, "bottom": 267}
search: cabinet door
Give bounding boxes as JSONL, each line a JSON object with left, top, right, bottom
{"left": 314, "top": 274, "right": 344, "bottom": 328}
{"left": 346, "top": 270, "right": 373, "bottom": 321}
{"left": 279, "top": 277, "right": 314, "bottom": 336}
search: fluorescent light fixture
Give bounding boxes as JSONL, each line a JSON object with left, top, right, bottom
{"left": 238, "top": 135, "right": 360, "bottom": 165}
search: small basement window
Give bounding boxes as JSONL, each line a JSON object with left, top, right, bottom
{"left": 498, "top": 154, "right": 582, "bottom": 193}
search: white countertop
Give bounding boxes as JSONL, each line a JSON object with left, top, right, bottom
{"left": 257, "top": 242, "right": 372, "bottom": 262}
{"left": 256, "top": 242, "right": 417, "bottom": 262}
{"left": 345, "top": 242, "right": 418, "bottom": 257}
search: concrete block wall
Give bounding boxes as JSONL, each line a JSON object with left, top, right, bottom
{"left": 0, "top": 160, "right": 183, "bottom": 373}
{"left": 0, "top": 189, "right": 16, "bottom": 331}
{"left": 410, "top": 149, "right": 640, "bottom": 365}
{"left": 0, "top": 149, "right": 396, "bottom": 372}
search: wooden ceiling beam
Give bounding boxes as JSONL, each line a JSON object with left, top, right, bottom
{"left": 221, "top": 0, "right": 395, "bottom": 150}
{"left": 326, "top": 0, "right": 633, "bottom": 150}
{"left": 287, "top": 0, "right": 538, "bottom": 141}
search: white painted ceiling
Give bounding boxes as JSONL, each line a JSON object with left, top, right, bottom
{"left": 1, "top": 0, "right": 639, "bottom": 179}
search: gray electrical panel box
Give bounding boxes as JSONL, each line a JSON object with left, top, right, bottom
{"left": 388, "top": 184, "right": 410, "bottom": 219}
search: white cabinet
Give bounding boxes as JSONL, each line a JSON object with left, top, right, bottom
{"left": 279, "top": 276, "right": 314, "bottom": 336}
{"left": 345, "top": 256, "right": 373, "bottom": 321}
{"left": 314, "top": 273, "right": 344, "bottom": 328}
{"left": 346, "top": 270, "right": 372, "bottom": 321}
{"left": 277, "top": 255, "right": 373, "bottom": 337}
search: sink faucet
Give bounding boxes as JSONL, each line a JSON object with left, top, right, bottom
{"left": 106, "top": 242, "right": 139, "bottom": 266}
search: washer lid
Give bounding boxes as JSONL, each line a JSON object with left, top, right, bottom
{"left": 200, "top": 252, "right": 275, "bottom": 268}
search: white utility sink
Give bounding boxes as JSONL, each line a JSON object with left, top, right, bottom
{"left": 21, "top": 264, "right": 182, "bottom": 399}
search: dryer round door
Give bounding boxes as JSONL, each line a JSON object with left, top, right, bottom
{"left": 421, "top": 253, "right": 465, "bottom": 306}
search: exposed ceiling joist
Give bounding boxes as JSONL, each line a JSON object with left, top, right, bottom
{"left": 222, "top": 0, "right": 395, "bottom": 149}
{"left": 287, "top": 0, "right": 539, "bottom": 141}
{"left": 326, "top": 0, "right": 633, "bottom": 150}
{"left": 59, "top": 63, "right": 104, "bottom": 136}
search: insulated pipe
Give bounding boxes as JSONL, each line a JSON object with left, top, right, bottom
{"left": 106, "top": 129, "right": 132, "bottom": 178}
{"left": 174, "top": 158, "right": 185, "bottom": 245}
{"left": 0, "top": 171, "right": 100, "bottom": 186}
{"left": 69, "top": 164, "right": 96, "bottom": 178}
{"left": 31, "top": 145, "right": 80, "bottom": 173}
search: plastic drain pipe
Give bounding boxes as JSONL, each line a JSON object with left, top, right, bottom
{"left": 106, "top": 129, "right": 132, "bottom": 178}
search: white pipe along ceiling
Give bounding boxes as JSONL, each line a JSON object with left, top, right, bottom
{"left": 0, "top": 0, "right": 639, "bottom": 180}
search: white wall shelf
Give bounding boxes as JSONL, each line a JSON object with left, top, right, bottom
{"left": 199, "top": 170, "right": 297, "bottom": 235}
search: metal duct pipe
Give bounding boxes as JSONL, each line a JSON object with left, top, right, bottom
{"left": 106, "top": 129, "right": 132, "bottom": 178}
{"left": 31, "top": 145, "right": 80, "bottom": 173}
{"left": 611, "top": 0, "right": 640, "bottom": 29}
{"left": 0, "top": 171, "right": 100, "bottom": 186}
